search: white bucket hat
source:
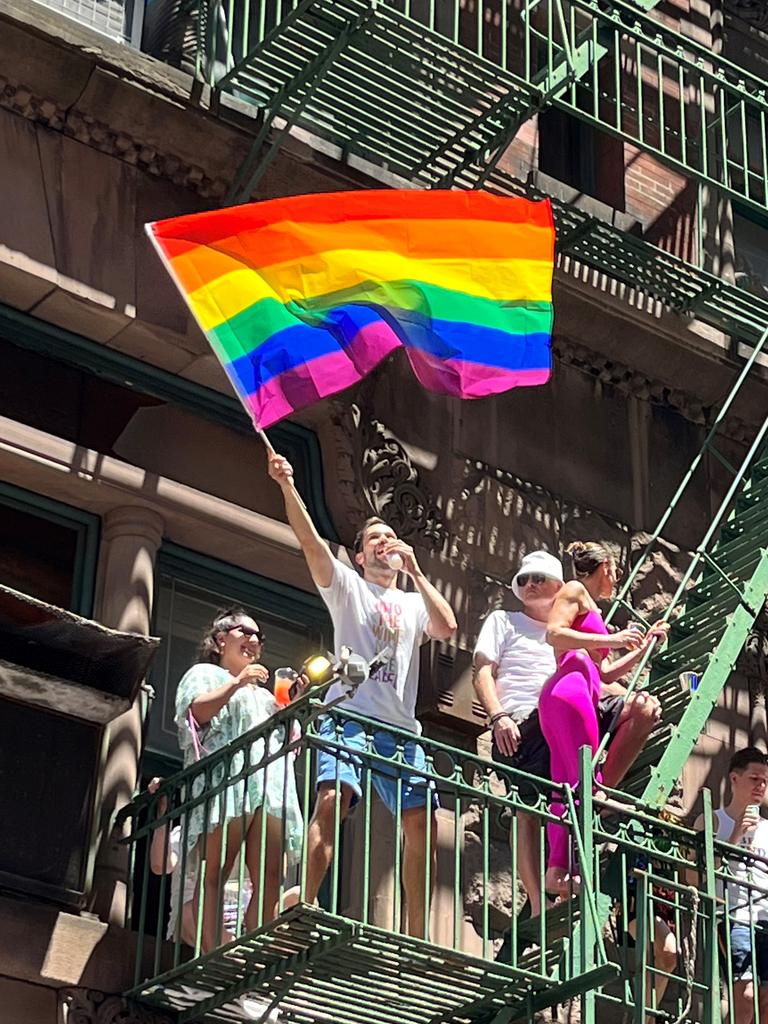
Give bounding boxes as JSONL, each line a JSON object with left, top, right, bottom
{"left": 511, "top": 550, "right": 564, "bottom": 600}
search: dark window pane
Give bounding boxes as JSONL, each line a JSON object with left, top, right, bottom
{"left": 0, "top": 696, "right": 100, "bottom": 901}
{"left": 0, "top": 339, "right": 163, "bottom": 455}
{"left": 147, "top": 573, "right": 326, "bottom": 763}
{"left": 0, "top": 503, "right": 79, "bottom": 609}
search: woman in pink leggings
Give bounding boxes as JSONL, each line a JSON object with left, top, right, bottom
{"left": 539, "top": 541, "right": 667, "bottom": 896}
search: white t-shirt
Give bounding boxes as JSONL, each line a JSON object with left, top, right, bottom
{"left": 715, "top": 808, "right": 768, "bottom": 923}
{"left": 473, "top": 610, "right": 556, "bottom": 722}
{"left": 318, "top": 559, "right": 430, "bottom": 733}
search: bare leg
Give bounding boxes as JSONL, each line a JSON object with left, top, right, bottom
{"left": 628, "top": 916, "right": 678, "bottom": 1017}
{"left": 757, "top": 984, "right": 768, "bottom": 1024}
{"left": 516, "top": 812, "right": 544, "bottom": 917}
{"left": 602, "top": 694, "right": 657, "bottom": 790}
{"left": 193, "top": 818, "right": 247, "bottom": 953}
{"left": 402, "top": 805, "right": 437, "bottom": 940}
{"left": 180, "top": 899, "right": 197, "bottom": 947}
{"left": 303, "top": 782, "right": 354, "bottom": 906}
{"left": 244, "top": 808, "right": 284, "bottom": 930}
{"left": 731, "top": 981, "right": 757, "bottom": 1024}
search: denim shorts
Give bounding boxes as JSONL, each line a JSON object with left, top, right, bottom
{"left": 720, "top": 923, "right": 768, "bottom": 985}
{"left": 315, "top": 715, "right": 437, "bottom": 814}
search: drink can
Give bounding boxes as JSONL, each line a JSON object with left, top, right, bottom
{"left": 679, "top": 671, "right": 699, "bottom": 692}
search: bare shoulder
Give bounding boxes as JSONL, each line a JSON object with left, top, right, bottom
{"left": 557, "top": 580, "right": 587, "bottom": 603}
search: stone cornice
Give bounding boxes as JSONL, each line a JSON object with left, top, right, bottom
{"left": 0, "top": 71, "right": 228, "bottom": 199}
{"left": 553, "top": 335, "right": 755, "bottom": 444}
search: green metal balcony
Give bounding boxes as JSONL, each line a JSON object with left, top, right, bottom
{"left": 143, "top": 0, "right": 768, "bottom": 357}
{"left": 120, "top": 714, "right": 768, "bottom": 1024}
{"left": 121, "top": 704, "right": 618, "bottom": 1022}
{"left": 187, "top": 0, "right": 768, "bottom": 215}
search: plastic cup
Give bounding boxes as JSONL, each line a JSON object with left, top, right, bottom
{"left": 386, "top": 552, "right": 404, "bottom": 571}
{"left": 274, "top": 667, "right": 297, "bottom": 707}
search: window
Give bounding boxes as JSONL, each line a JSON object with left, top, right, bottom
{"left": 733, "top": 202, "right": 768, "bottom": 300}
{"left": 0, "top": 482, "right": 99, "bottom": 615}
{"left": 539, "top": 108, "right": 626, "bottom": 210}
{"left": 0, "top": 311, "right": 337, "bottom": 541}
{"left": 145, "top": 544, "right": 331, "bottom": 770}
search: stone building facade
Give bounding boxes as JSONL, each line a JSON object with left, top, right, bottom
{"left": 1, "top": 0, "right": 768, "bottom": 1020}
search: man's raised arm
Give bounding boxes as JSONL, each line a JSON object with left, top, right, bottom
{"left": 268, "top": 452, "right": 335, "bottom": 589}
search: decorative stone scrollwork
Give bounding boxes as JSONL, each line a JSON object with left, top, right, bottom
{"left": 725, "top": 0, "right": 768, "bottom": 31}
{"left": 741, "top": 600, "right": 768, "bottom": 708}
{"left": 60, "top": 988, "right": 172, "bottom": 1024}
{"left": 360, "top": 428, "right": 443, "bottom": 548}
{"left": 333, "top": 398, "right": 445, "bottom": 550}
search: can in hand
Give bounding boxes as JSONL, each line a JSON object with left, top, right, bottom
{"left": 745, "top": 803, "right": 761, "bottom": 845}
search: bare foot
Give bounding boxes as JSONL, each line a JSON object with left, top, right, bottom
{"left": 545, "top": 868, "right": 581, "bottom": 897}
{"left": 274, "top": 884, "right": 304, "bottom": 916}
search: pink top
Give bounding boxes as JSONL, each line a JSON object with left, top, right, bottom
{"left": 570, "top": 608, "right": 611, "bottom": 661}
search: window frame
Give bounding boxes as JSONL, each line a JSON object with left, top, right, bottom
{"left": 143, "top": 541, "right": 331, "bottom": 776}
{"left": 0, "top": 301, "right": 338, "bottom": 543}
{"left": 0, "top": 480, "right": 100, "bottom": 616}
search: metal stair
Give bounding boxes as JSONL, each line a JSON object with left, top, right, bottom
{"left": 625, "top": 439, "right": 768, "bottom": 805}
{"left": 127, "top": 891, "right": 617, "bottom": 1024}
{"left": 204, "top": 0, "right": 768, "bottom": 214}
{"left": 214, "top": 0, "right": 547, "bottom": 202}
{"left": 597, "top": 320, "right": 768, "bottom": 806}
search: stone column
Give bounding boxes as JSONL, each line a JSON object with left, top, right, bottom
{"left": 89, "top": 505, "right": 164, "bottom": 925}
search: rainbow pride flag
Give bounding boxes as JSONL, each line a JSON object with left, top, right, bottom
{"left": 148, "top": 191, "right": 555, "bottom": 429}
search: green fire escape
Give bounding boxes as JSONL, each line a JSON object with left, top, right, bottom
{"left": 203, "top": 0, "right": 768, "bottom": 809}
{"left": 124, "top": 0, "right": 768, "bottom": 1021}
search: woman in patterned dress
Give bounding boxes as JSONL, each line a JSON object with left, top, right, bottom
{"left": 175, "top": 607, "right": 303, "bottom": 952}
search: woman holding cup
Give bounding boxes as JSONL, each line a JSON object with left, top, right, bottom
{"left": 540, "top": 542, "right": 668, "bottom": 896}
{"left": 175, "top": 607, "right": 303, "bottom": 951}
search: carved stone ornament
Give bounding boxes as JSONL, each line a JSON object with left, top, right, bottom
{"left": 333, "top": 397, "right": 445, "bottom": 550}
{"left": 60, "top": 988, "right": 172, "bottom": 1024}
{"left": 725, "top": 0, "right": 768, "bottom": 30}
{"left": 741, "top": 600, "right": 768, "bottom": 707}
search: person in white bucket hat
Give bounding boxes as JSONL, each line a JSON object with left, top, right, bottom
{"left": 473, "top": 548, "right": 660, "bottom": 924}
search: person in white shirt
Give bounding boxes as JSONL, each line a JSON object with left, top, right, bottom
{"left": 473, "top": 550, "right": 661, "bottom": 919}
{"left": 695, "top": 747, "right": 768, "bottom": 1024}
{"left": 268, "top": 450, "right": 457, "bottom": 938}
{"left": 473, "top": 551, "right": 566, "bottom": 919}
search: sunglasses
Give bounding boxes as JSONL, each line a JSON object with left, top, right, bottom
{"left": 229, "top": 624, "right": 265, "bottom": 643}
{"left": 516, "top": 573, "right": 550, "bottom": 587}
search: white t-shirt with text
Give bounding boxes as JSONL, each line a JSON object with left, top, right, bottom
{"left": 473, "top": 610, "right": 556, "bottom": 722}
{"left": 318, "top": 559, "right": 430, "bottom": 733}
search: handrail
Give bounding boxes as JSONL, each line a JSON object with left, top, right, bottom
{"left": 607, "top": 326, "right": 768, "bottom": 627}
{"left": 593, "top": 422, "right": 768, "bottom": 775}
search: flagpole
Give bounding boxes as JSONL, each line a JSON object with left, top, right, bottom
{"left": 257, "top": 427, "right": 310, "bottom": 514}
{"left": 256, "top": 427, "right": 276, "bottom": 456}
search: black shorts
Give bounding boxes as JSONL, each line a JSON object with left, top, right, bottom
{"left": 491, "top": 696, "right": 625, "bottom": 804}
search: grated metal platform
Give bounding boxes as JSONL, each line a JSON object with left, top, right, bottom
{"left": 129, "top": 905, "right": 616, "bottom": 1024}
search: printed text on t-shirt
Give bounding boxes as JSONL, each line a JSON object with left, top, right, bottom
{"left": 372, "top": 597, "right": 402, "bottom": 688}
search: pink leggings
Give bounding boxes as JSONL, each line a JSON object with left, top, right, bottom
{"left": 538, "top": 651, "right": 603, "bottom": 872}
